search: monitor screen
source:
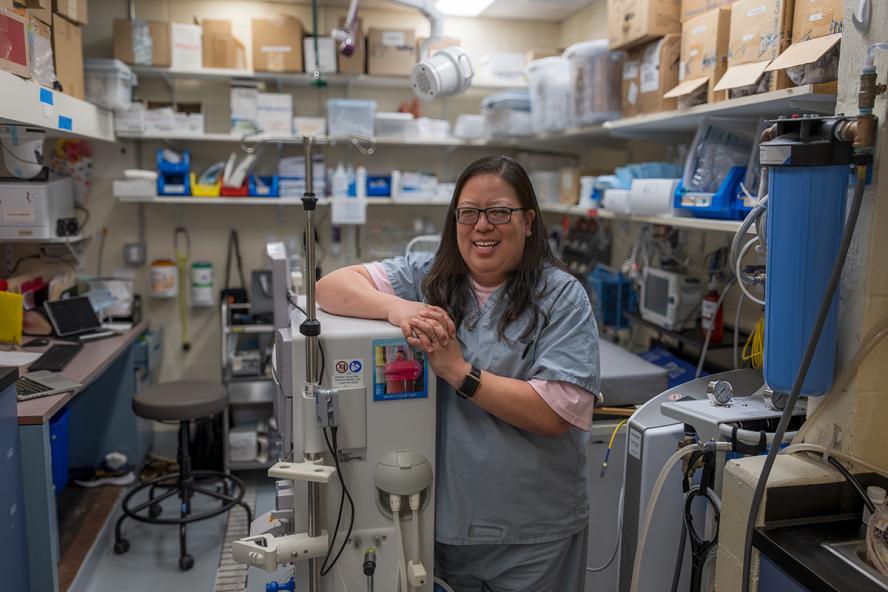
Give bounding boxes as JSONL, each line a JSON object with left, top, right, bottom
{"left": 644, "top": 273, "right": 670, "bottom": 317}
{"left": 45, "top": 297, "right": 101, "bottom": 336}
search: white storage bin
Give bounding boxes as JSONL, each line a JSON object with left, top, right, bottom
{"left": 327, "top": 99, "right": 377, "bottom": 138}
{"left": 481, "top": 90, "right": 532, "bottom": 138}
{"left": 416, "top": 117, "right": 450, "bottom": 140}
{"left": 527, "top": 57, "right": 571, "bottom": 133}
{"left": 84, "top": 59, "right": 136, "bottom": 111}
{"left": 114, "top": 102, "right": 146, "bottom": 134}
{"left": 229, "top": 426, "right": 258, "bottom": 463}
{"left": 563, "top": 40, "right": 623, "bottom": 126}
{"left": 375, "top": 112, "right": 414, "bottom": 138}
{"left": 453, "top": 114, "right": 485, "bottom": 140}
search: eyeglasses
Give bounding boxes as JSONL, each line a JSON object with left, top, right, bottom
{"left": 455, "top": 206, "right": 526, "bottom": 225}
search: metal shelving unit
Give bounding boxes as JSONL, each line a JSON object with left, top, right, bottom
{"left": 0, "top": 70, "right": 115, "bottom": 142}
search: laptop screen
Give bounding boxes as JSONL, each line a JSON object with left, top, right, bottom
{"left": 45, "top": 297, "right": 102, "bottom": 337}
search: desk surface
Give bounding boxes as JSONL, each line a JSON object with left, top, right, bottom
{"left": 16, "top": 321, "right": 148, "bottom": 425}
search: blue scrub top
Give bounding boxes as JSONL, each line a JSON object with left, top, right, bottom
{"left": 381, "top": 252, "right": 600, "bottom": 545}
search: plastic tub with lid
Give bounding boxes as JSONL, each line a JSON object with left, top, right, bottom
{"left": 481, "top": 90, "right": 532, "bottom": 138}
{"left": 563, "top": 40, "right": 623, "bottom": 125}
{"left": 526, "top": 57, "right": 571, "bottom": 132}
{"left": 375, "top": 112, "right": 415, "bottom": 138}
{"left": 84, "top": 59, "right": 137, "bottom": 111}
{"left": 327, "top": 99, "right": 377, "bottom": 138}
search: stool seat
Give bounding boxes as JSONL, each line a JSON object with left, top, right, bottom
{"left": 133, "top": 380, "right": 228, "bottom": 421}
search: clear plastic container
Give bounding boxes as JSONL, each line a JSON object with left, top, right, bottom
{"left": 84, "top": 59, "right": 136, "bottom": 111}
{"left": 563, "top": 40, "right": 623, "bottom": 126}
{"left": 375, "top": 112, "right": 415, "bottom": 138}
{"left": 527, "top": 57, "right": 571, "bottom": 132}
{"left": 327, "top": 99, "right": 377, "bottom": 138}
{"left": 481, "top": 90, "right": 532, "bottom": 138}
{"left": 454, "top": 114, "right": 485, "bottom": 140}
{"left": 416, "top": 117, "right": 450, "bottom": 140}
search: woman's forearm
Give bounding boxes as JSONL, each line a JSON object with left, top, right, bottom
{"left": 316, "top": 265, "right": 402, "bottom": 320}
{"left": 440, "top": 362, "right": 570, "bottom": 437}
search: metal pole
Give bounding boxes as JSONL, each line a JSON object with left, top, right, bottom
{"left": 299, "top": 134, "right": 322, "bottom": 592}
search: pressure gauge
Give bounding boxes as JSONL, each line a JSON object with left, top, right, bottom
{"left": 763, "top": 387, "right": 789, "bottom": 411}
{"left": 707, "top": 380, "right": 734, "bottom": 406}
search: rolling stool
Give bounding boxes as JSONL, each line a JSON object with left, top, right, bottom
{"left": 114, "top": 380, "right": 252, "bottom": 570}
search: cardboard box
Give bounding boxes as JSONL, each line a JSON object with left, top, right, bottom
{"left": 559, "top": 167, "right": 580, "bottom": 205}
{"left": 416, "top": 36, "right": 459, "bottom": 60}
{"left": 337, "top": 17, "right": 365, "bottom": 74}
{"left": 113, "top": 19, "right": 171, "bottom": 67}
{"left": 680, "top": 0, "right": 732, "bottom": 22}
{"left": 714, "top": 0, "right": 793, "bottom": 95}
{"left": 664, "top": 6, "right": 730, "bottom": 104}
{"left": 230, "top": 82, "right": 258, "bottom": 134}
{"left": 367, "top": 28, "right": 415, "bottom": 76}
{"left": 27, "top": 13, "right": 54, "bottom": 86}
{"left": 52, "top": 13, "right": 83, "bottom": 98}
{"left": 608, "top": 0, "right": 681, "bottom": 51}
{"left": 257, "top": 92, "right": 293, "bottom": 135}
{"left": 303, "top": 36, "right": 336, "bottom": 73}
{"left": 622, "top": 34, "right": 680, "bottom": 117}
{"left": 792, "top": 0, "right": 842, "bottom": 43}
{"left": 26, "top": 0, "right": 50, "bottom": 24}
{"left": 0, "top": 7, "right": 29, "bottom": 78}
{"left": 764, "top": 32, "right": 840, "bottom": 85}
{"left": 201, "top": 19, "right": 245, "bottom": 70}
{"left": 252, "top": 16, "right": 304, "bottom": 73}
{"left": 52, "top": 0, "right": 85, "bottom": 25}
{"left": 171, "top": 22, "right": 202, "bottom": 71}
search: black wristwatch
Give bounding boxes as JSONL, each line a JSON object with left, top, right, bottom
{"left": 456, "top": 364, "right": 482, "bottom": 400}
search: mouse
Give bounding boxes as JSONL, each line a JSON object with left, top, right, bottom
{"left": 23, "top": 338, "right": 50, "bottom": 348}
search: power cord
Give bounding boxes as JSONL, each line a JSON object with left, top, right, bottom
{"left": 74, "top": 204, "right": 90, "bottom": 233}
{"left": 826, "top": 456, "right": 876, "bottom": 515}
{"left": 320, "top": 426, "right": 355, "bottom": 576}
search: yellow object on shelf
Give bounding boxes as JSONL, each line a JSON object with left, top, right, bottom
{"left": 0, "top": 291, "right": 24, "bottom": 345}
{"left": 190, "top": 173, "right": 221, "bottom": 197}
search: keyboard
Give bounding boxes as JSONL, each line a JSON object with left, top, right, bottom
{"left": 16, "top": 376, "right": 53, "bottom": 400}
{"left": 28, "top": 342, "right": 84, "bottom": 372}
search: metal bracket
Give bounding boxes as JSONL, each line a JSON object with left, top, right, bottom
{"left": 853, "top": 0, "right": 872, "bottom": 34}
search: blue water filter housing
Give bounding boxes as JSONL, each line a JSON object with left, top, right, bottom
{"left": 764, "top": 164, "right": 849, "bottom": 395}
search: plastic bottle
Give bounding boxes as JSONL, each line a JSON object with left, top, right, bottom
{"left": 332, "top": 163, "right": 349, "bottom": 199}
{"left": 356, "top": 166, "right": 368, "bottom": 200}
{"left": 391, "top": 170, "right": 402, "bottom": 199}
{"left": 287, "top": 238, "right": 304, "bottom": 296}
{"left": 864, "top": 486, "right": 887, "bottom": 526}
{"left": 701, "top": 276, "right": 724, "bottom": 342}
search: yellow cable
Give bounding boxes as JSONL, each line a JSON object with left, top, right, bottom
{"left": 742, "top": 316, "right": 764, "bottom": 368}
{"left": 608, "top": 420, "right": 627, "bottom": 449}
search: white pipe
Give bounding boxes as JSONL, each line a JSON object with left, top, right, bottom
{"left": 411, "top": 509, "right": 420, "bottom": 564}
{"left": 865, "top": 42, "right": 888, "bottom": 68}
{"left": 718, "top": 424, "right": 798, "bottom": 445}
{"left": 628, "top": 442, "right": 733, "bottom": 592}
{"left": 391, "top": 497, "right": 409, "bottom": 592}
{"left": 780, "top": 444, "right": 888, "bottom": 478}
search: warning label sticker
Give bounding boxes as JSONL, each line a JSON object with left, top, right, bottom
{"left": 332, "top": 358, "right": 364, "bottom": 388}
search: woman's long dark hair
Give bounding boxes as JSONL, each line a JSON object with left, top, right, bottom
{"left": 422, "top": 156, "right": 559, "bottom": 341}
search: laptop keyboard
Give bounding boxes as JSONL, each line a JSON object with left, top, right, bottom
{"left": 28, "top": 342, "right": 84, "bottom": 372}
{"left": 16, "top": 377, "right": 54, "bottom": 401}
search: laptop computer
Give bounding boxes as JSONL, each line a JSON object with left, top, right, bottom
{"left": 17, "top": 370, "right": 82, "bottom": 401}
{"left": 43, "top": 297, "right": 116, "bottom": 342}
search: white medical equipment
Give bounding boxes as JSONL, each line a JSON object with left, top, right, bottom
{"left": 639, "top": 267, "right": 702, "bottom": 331}
{"left": 334, "top": 0, "right": 474, "bottom": 101}
{"left": 0, "top": 125, "right": 46, "bottom": 179}
{"left": 232, "top": 136, "right": 437, "bottom": 592}
{"left": 0, "top": 177, "right": 75, "bottom": 240}
{"left": 619, "top": 369, "right": 806, "bottom": 592}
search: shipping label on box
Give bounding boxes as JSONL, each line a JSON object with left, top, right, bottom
{"left": 171, "top": 23, "right": 202, "bottom": 71}
{"left": 252, "top": 17, "right": 304, "bottom": 73}
{"left": 608, "top": 0, "right": 681, "bottom": 51}
{"left": 0, "top": 8, "right": 30, "bottom": 78}
{"left": 792, "top": 0, "right": 842, "bottom": 43}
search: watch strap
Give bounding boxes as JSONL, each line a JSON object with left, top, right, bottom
{"left": 457, "top": 364, "right": 482, "bottom": 399}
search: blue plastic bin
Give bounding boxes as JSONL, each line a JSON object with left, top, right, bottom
{"left": 673, "top": 165, "right": 748, "bottom": 220}
{"left": 49, "top": 406, "right": 71, "bottom": 493}
{"left": 249, "top": 175, "right": 280, "bottom": 197}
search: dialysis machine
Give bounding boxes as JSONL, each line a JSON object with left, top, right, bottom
{"left": 231, "top": 140, "right": 437, "bottom": 592}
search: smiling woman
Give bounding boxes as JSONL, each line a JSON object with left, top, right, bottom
{"left": 316, "top": 155, "right": 601, "bottom": 591}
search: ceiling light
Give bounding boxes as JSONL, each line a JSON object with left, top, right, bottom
{"left": 435, "top": 0, "right": 496, "bottom": 17}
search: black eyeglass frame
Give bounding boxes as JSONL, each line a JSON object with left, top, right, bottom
{"left": 454, "top": 206, "right": 527, "bottom": 225}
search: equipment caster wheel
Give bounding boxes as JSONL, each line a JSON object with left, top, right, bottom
{"left": 179, "top": 554, "right": 194, "bottom": 571}
{"left": 149, "top": 503, "right": 162, "bottom": 518}
{"left": 114, "top": 539, "right": 130, "bottom": 555}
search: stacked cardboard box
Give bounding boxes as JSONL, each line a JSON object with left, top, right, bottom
{"left": 680, "top": 0, "right": 732, "bottom": 23}
{"left": 608, "top": 0, "right": 681, "bottom": 51}
{"left": 252, "top": 16, "right": 304, "bottom": 73}
{"left": 53, "top": 11, "right": 83, "bottom": 98}
{"left": 713, "top": 0, "right": 793, "bottom": 98}
{"left": 765, "top": 0, "right": 841, "bottom": 87}
{"left": 113, "top": 19, "right": 171, "bottom": 67}
{"left": 201, "top": 20, "right": 245, "bottom": 70}
{"left": 0, "top": 6, "right": 29, "bottom": 78}
{"left": 367, "top": 28, "right": 415, "bottom": 76}
{"left": 664, "top": 6, "right": 731, "bottom": 106}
